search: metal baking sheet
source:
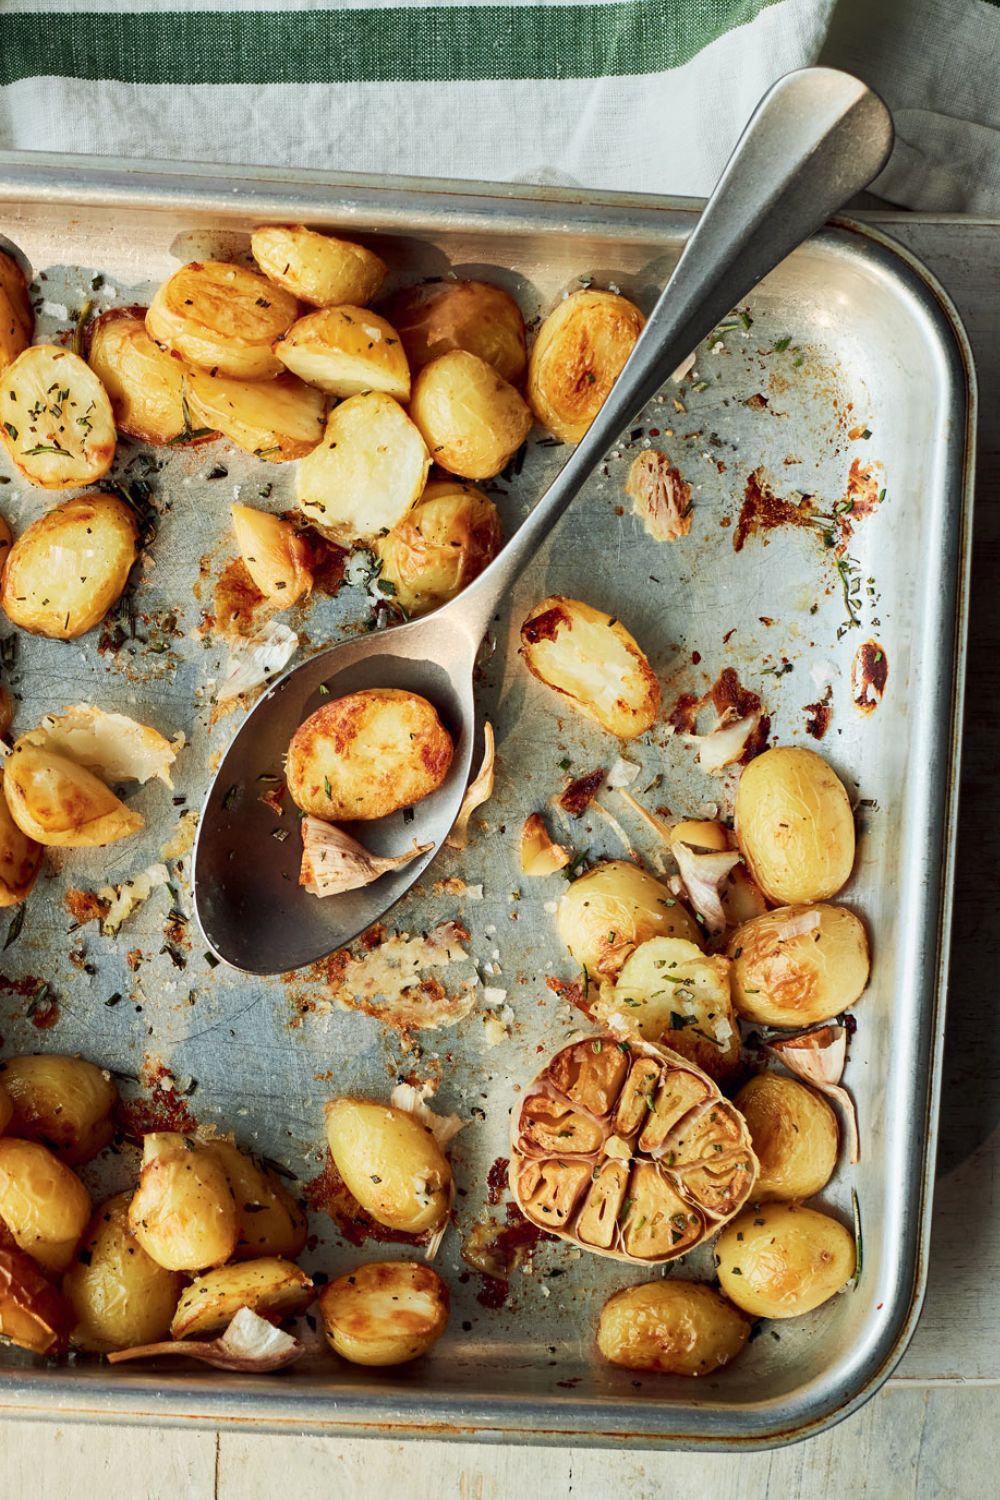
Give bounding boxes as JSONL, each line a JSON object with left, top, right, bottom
{"left": 0, "top": 155, "right": 974, "bottom": 1448}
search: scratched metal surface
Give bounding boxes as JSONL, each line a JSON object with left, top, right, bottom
{"left": 0, "top": 159, "right": 973, "bottom": 1446}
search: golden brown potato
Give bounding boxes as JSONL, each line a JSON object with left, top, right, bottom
{"left": 0, "top": 772, "right": 43, "bottom": 908}
{"left": 0, "top": 250, "right": 32, "bottom": 377}
{"left": 409, "top": 350, "right": 532, "bottom": 480}
{"left": 1, "top": 493, "right": 139, "bottom": 640}
{"left": 605, "top": 936, "right": 740, "bottom": 1083}
{"left": 0, "top": 1137, "right": 90, "bottom": 1273}
{"left": 735, "top": 747, "right": 855, "bottom": 904}
{"left": 325, "top": 1098, "right": 452, "bottom": 1234}
{"left": 556, "top": 860, "right": 702, "bottom": 978}
{"left": 0, "top": 345, "right": 115, "bottom": 489}
{"left": 0, "top": 295, "right": 30, "bottom": 376}
{"left": 87, "top": 306, "right": 214, "bottom": 446}
{"left": 186, "top": 368, "right": 324, "bottom": 461}
{"left": 275, "top": 306, "right": 410, "bottom": 400}
{"left": 375, "top": 480, "right": 501, "bottom": 616}
{"left": 319, "top": 1260, "right": 449, "bottom": 1366}
{"left": 716, "top": 1202, "right": 856, "bottom": 1318}
{"left": 204, "top": 1140, "right": 308, "bottom": 1261}
{"left": 520, "top": 596, "right": 660, "bottom": 738}
{"left": 128, "top": 1133, "right": 239, "bottom": 1273}
{"left": 170, "top": 1256, "right": 314, "bottom": 1339}
{"left": 0, "top": 1054, "right": 118, "bottom": 1164}
{"left": 734, "top": 1073, "right": 839, "bottom": 1201}
{"left": 385, "top": 280, "right": 527, "bottom": 384}
{"left": 251, "top": 225, "right": 386, "bottom": 308}
{"left": 0, "top": 1245, "right": 72, "bottom": 1355}
{"left": 3, "top": 740, "right": 143, "bottom": 848}
{"left": 230, "top": 504, "right": 313, "bottom": 606}
{"left": 63, "top": 1193, "right": 183, "bottom": 1353}
{"left": 728, "top": 904, "right": 870, "bottom": 1027}
{"left": 527, "top": 289, "right": 644, "bottom": 443}
{"left": 597, "top": 1279, "right": 750, "bottom": 1376}
{"left": 287, "top": 689, "right": 453, "bottom": 821}
{"left": 295, "top": 392, "right": 429, "bottom": 543}
{"left": 146, "top": 260, "right": 298, "bottom": 380}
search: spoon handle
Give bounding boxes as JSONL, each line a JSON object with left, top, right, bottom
{"left": 450, "top": 66, "right": 893, "bottom": 640}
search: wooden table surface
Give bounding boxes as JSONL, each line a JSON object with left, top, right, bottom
{"left": 2, "top": 214, "right": 998, "bottom": 1500}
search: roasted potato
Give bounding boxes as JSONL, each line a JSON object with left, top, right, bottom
{"left": 287, "top": 688, "right": 453, "bottom": 821}
{"left": 1, "top": 493, "right": 139, "bottom": 640}
{"left": 734, "top": 1073, "right": 839, "bottom": 1201}
{"left": 520, "top": 596, "right": 660, "bottom": 738}
{"left": 0, "top": 773, "right": 43, "bottom": 908}
{"left": 0, "top": 1137, "right": 90, "bottom": 1273}
{"left": 735, "top": 747, "right": 855, "bottom": 904}
{"left": 728, "top": 903, "right": 870, "bottom": 1027}
{"left": 230, "top": 504, "right": 313, "bottom": 607}
{"left": 146, "top": 260, "right": 298, "bottom": 380}
{"left": 205, "top": 1140, "right": 308, "bottom": 1261}
{"left": 325, "top": 1098, "right": 452, "bottom": 1234}
{"left": 0, "top": 1054, "right": 118, "bottom": 1164}
{"left": 63, "top": 1192, "right": 183, "bottom": 1353}
{"left": 3, "top": 740, "right": 143, "bottom": 847}
{"left": 295, "top": 391, "right": 429, "bottom": 543}
{"left": 251, "top": 224, "right": 386, "bottom": 308}
{"left": 319, "top": 1260, "right": 449, "bottom": 1366}
{"left": 716, "top": 1202, "right": 856, "bottom": 1318}
{"left": 275, "top": 306, "right": 410, "bottom": 400}
{"left": 87, "top": 307, "right": 214, "bottom": 446}
{"left": 0, "top": 345, "right": 115, "bottom": 489}
{"left": 0, "top": 1082, "right": 11, "bottom": 1135}
{"left": 186, "top": 368, "right": 324, "bottom": 461}
{"left": 0, "top": 1245, "right": 72, "bottom": 1355}
{"left": 128, "top": 1132, "right": 239, "bottom": 1272}
{"left": 0, "top": 251, "right": 32, "bottom": 375}
{"left": 170, "top": 1256, "right": 314, "bottom": 1339}
{"left": 606, "top": 936, "right": 740, "bottom": 1083}
{"left": 527, "top": 289, "right": 644, "bottom": 443}
{"left": 556, "top": 860, "right": 702, "bottom": 978}
{"left": 409, "top": 350, "right": 532, "bottom": 480}
{"left": 597, "top": 1279, "right": 750, "bottom": 1376}
{"left": 385, "top": 280, "right": 527, "bottom": 383}
{"left": 375, "top": 479, "right": 501, "bottom": 615}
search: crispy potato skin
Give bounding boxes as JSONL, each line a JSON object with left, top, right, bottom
{"left": 186, "top": 368, "right": 324, "bottom": 461}
{"left": 608, "top": 937, "right": 740, "bottom": 1084}
{"left": 63, "top": 1193, "right": 183, "bottom": 1353}
{"left": 204, "top": 1140, "right": 308, "bottom": 1261}
{"left": 728, "top": 903, "right": 870, "bottom": 1027}
{"left": 87, "top": 306, "right": 214, "bottom": 446}
{"left": 734, "top": 1073, "right": 839, "bottom": 1201}
{"left": 319, "top": 1260, "right": 449, "bottom": 1366}
{"left": 2, "top": 740, "right": 143, "bottom": 848}
{"left": 0, "top": 346, "right": 115, "bottom": 489}
{"left": 0, "top": 1054, "right": 118, "bottom": 1164}
{"left": 287, "top": 688, "right": 453, "bottom": 821}
{"left": 251, "top": 225, "right": 386, "bottom": 308}
{"left": 170, "top": 1256, "right": 314, "bottom": 1339}
{"left": 597, "top": 1280, "right": 750, "bottom": 1376}
{"left": 146, "top": 260, "right": 298, "bottom": 380}
{"left": 716, "top": 1202, "right": 856, "bottom": 1318}
{"left": 556, "top": 860, "right": 702, "bottom": 978}
{"left": 0, "top": 771, "right": 43, "bottom": 908}
{"left": 325, "top": 1098, "right": 452, "bottom": 1234}
{"left": 0, "top": 1137, "right": 91, "bottom": 1273}
{"left": 520, "top": 595, "right": 660, "bottom": 738}
{"left": 385, "top": 280, "right": 527, "bottom": 383}
{"left": 1, "top": 493, "right": 139, "bottom": 640}
{"left": 0, "top": 251, "right": 33, "bottom": 377}
{"left": 128, "top": 1133, "right": 239, "bottom": 1272}
{"left": 527, "top": 289, "right": 644, "bottom": 443}
{"left": 735, "top": 747, "right": 856, "bottom": 904}
{"left": 275, "top": 306, "right": 410, "bottom": 400}
{"left": 375, "top": 479, "right": 501, "bottom": 615}
{"left": 295, "top": 392, "right": 429, "bottom": 543}
{"left": 409, "top": 350, "right": 532, "bottom": 480}
{"left": 0, "top": 1245, "right": 73, "bottom": 1355}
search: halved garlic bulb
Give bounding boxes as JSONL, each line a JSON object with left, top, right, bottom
{"left": 299, "top": 816, "right": 430, "bottom": 896}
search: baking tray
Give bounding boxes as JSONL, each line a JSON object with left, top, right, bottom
{"left": 0, "top": 154, "right": 975, "bottom": 1448}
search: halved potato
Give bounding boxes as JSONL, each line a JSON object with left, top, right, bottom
{"left": 1, "top": 493, "right": 139, "bottom": 640}
{"left": 170, "top": 1256, "right": 314, "bottom": 1339}
{"left": 597, "top": 1280, "right": 750, "bottom": 1376}
{"left": 409, "top": 350, "right": 532, "bottom": 480}
{"left": 64, "top": 1193, "right": 183, "bottom": 1353}
{"left": 734, "top": 1073, "right": 839, "bottom": 1201}
{"left": 375, "top": 479, "right": 501, "bottom": 615}
{"left": 287, "top": 688, "right": 453, "bottom": 821}
{"left": 128, "top": 1132, "right": 239, "bottom": 1273}
{"left": 3, "top": 741, "right": 142, "bottom": 847}
{"left": 0, "top": 1136, "right": 91, "bottom": 1273}
{"left": 275, "top": 306, "right": 410, "bottom": 400}
{"left": 204, "top": 1140, "right": 308, "bottom": 1261}
{"left": 605, "top": 936, "right": 740, "bottom": 1083}
{"left": 520, "top": 595, "right": 660, "bottom": 738}
{"left": 295, "top": 392, "right": 429, "bottom": 543}
{"left": 0, "top": 1054, "right": 118, "bottom": 1164}
{"left": 728, "top": 904, "right": 870, "bottom": 1027}
{"left": 0, "top": 1246, "right": 72, "bottom": 1355}
{"left": 385, "top": 280, "right": 527, "bottom": 383}
{"left": 87, "top": 307, "right": 213, "bottom": 446}
{"left": 186, "top": 367, "right": 324, "bottom": 461}
{"left": 325, "top": 1098, "right": 452, "bottom": 1234}
{"left": 319, "top": 1260, "right": 449, "bottom": 1366}
{"left": 146, "top": 260, "right": 298, "bottom": 380}
{"left": 230, "top": 504, "right": 313, "bottom": 605}
{"left": 251, "top": 225, "right": 386, "bottom": 308}
{"left": 527, "top": 289, "right": 645, "bottom": 443}
{"left": 556, "top": 860, "right": 702, "bottom": 978}
{"left": 0, "top": 345, "right": 115, "bottom": 489}
{"left": 0, "top": 772, "right": 43, "bottom": 908}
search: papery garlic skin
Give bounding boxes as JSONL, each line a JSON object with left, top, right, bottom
{"left": 299, "top": 816, "right": 429, "bottom": 896}
{"left": 445, "top": 721, "right": 495, "bottom": 850}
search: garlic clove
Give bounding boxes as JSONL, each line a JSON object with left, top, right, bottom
{"left": 625, "top": 451, "right": 693, "bottom": 543}
{"left": 520, "top": 811, "right": 570, "bottom": 876}
{"left": 231, "top": 504, "right": 313, "bottom": 606}
{"left": 671, "top": 842, "right": 741, "bottom": 937}
{"left": 668, "top": 819, "right": 732, "bottom": 852}
{"left": 767, "top": 1024, "right": 860, "bottom": 1164}
{"left": 107, "top": 1306, "right": 304, "bottom": 1372}
{"left": 445, "top": 722, "right": 495, "bottom": 850}
{"left": 299, "top": 816, "right": 430, "bottom": 896}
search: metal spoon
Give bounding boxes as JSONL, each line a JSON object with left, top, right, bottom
{"left": 193, "top": 67, "right": 893, "bottom": 973}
